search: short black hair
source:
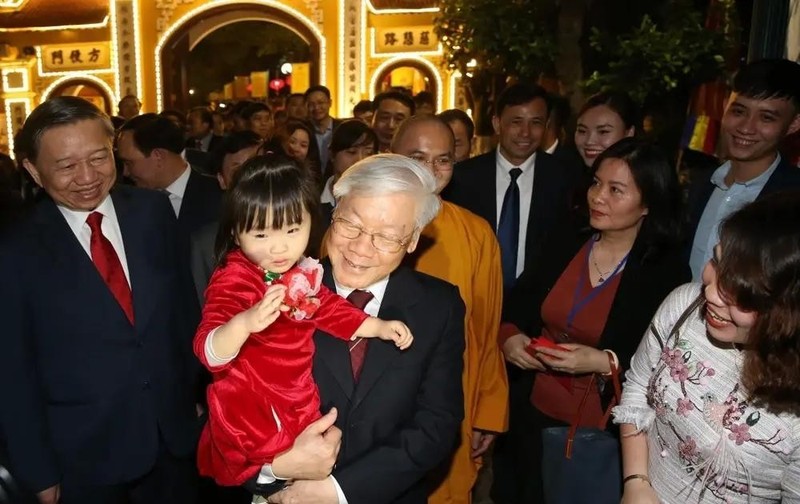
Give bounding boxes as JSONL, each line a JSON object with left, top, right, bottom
{"left": 733, "top": 59, "right": 800, "bottom": 111}
{"left": 287, "top": 93, "right": 305, "bottom": 104}
{"left": 331, "top": 120, "right": 378, "bottom": 154}
{"left": 119, "top": 113, "right": 185, "bottom": 155}
{"left": 495, "top": 83, "right": 549, "bottom": 117}
{"left": 188, "top": 106, "right": 213, "bottom": 126}
{"left": 414, "top": 91, "right": 435, "bottom": 108}
{"left": 437, "top": 109, "right": 475, "bottom": 140}
{"left": 304, "top": 85, "right": 331, "bottom": 101}
{"left": 16, "top": 96, "right": 114, "bottom": 164}
{"left": 215, "top": 154, "right": 319, "bottom": 264}
{"left": 240, "top": 102, "right": 272, "bottom": 121}
{"left": 353, "top": 100, "right": 373, "bottom": 116}
{"left": 209, "top": 130, "right": 263, "bottom": 175}
{"left": 578, "top": 91, "right": 640, "bottom": 131}
{"left": 373, "top": 91, "right": 416, "bottom": 116}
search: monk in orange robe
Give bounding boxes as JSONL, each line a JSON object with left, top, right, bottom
{"left": 393, "top": 116, "right": 509, "bottom": 504}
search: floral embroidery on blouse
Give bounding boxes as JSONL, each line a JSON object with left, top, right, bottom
{"left": 646, "top": 336, "right": 787, "bottom": 501}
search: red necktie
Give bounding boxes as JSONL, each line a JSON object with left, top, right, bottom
{"left": 87, "top": 212, "right": 135, "bottom": 324}
{"left": 347, "top": 289, "right": 374, "bottom": 381}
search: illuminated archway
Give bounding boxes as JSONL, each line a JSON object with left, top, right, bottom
{"left": 155, "top": 0, "right": 325, "bottom": 112}
{"left": 370, "top": 56, "right": 442, "bottom": 112}
{"left": 42, "top": 75, "right": 116, "bottom": 115}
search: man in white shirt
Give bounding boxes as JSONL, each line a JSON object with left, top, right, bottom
{"left": 117, "top": 113, "right": 222, "bottom": 238}
{"left": 231, "top": 154, "right": 466, "bottom": 504}
{"left": 0, "top": 97, "right": 199, "bottom": 504}
{"left": 443, "top": 83, "right": 573, "bottom": 293}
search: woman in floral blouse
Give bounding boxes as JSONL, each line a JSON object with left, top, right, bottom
{"left": 614, "top": 192, "right": 800, "bottom": 503}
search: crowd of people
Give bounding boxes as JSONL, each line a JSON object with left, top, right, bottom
{"left": 1, "top": 57, "right": 800, "bottom": 504}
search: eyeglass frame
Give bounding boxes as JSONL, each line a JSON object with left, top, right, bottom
{"left": 330, "top": 215, "right": 417, "bottom": 253}
{"left": 407, "top": 154, "right": 454, "bottom": 169}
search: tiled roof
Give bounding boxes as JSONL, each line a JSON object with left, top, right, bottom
{"left": 0, "top": 0, "right": 108, "bottom": 29}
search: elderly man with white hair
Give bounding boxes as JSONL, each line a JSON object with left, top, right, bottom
{"left": 250, "top": 154, "right": 465, "bottom": 504}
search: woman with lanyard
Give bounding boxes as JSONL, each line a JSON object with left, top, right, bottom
{"left": 491, "top": 137, "right": 690, "bottom": 504}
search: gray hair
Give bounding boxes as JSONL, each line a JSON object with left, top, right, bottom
{"left": 333, "top": 153, "right": 441, "bottom": 229}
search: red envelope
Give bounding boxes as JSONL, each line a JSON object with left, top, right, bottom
{"left": 525, "top": 337, "right": 573, "bottom": 391}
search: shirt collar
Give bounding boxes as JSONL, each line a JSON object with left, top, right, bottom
{"left": 165, "top": 164, "right": 192, "bottom": 198}
{"left": 57, "top": 193, "right": 116, "bottom": 230}
{"left": 496, "top": 147, "right": 537, "bottom": 174}
{"left": 710, "top": 154, "right": 782, "bottom": 190}
{"left": 545, "top": 139, "right": 559, "bottom": 155}
{"left": 335, "top": 275, "right": 390, "bottom": 307}
{"left": 320, "top": 176, "right": 336, "bottom": 205}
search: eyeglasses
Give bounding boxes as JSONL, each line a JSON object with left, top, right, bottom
{"left": 408, "top": 155, "right": 454, "bottom": 169}
{"left": 331, "top": 217, "right": 414, "bottom": 253}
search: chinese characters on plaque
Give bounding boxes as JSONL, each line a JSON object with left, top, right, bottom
{"left": 375, "top": 26, "right": 439, "bottom": 54}
{"left": 40, "top": 42, "right": 112, "bottom": 73}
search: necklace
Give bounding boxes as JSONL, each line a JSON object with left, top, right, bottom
{"left": 590, "top": 241, "right": 628, "bottom": 283}
{"left": 591, "top": 257, "right": 613, "bottom": 283}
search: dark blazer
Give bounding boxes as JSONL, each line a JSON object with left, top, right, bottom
{"left": 189, "top": 220, "right": 218, "bottom": 305}
{"left": 313, "top": 263, "right": 466, "bottom": 504}
{"left": 0, "top": 185, "right": 199, "bottom": 492}
{"left": 185, "top": 134, "right": 224, "bottom": 153}
{"left": 685, "top": 156, "right": 800, "bottom": 247}
{"left": 177, "top": 169, "right": 222, "bottom": 239}
{"left": 492, "top": 220, "right": 690, "bottom": 504}
{"left": 443, "top": 150, "right": 574, "bottom": 278}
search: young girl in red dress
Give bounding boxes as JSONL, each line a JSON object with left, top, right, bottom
{"left": 193, "top": 154, "right": 412, "bottom": 486}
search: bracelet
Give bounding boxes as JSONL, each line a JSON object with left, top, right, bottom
{"left": 602, "top": 349, "right": 619, "bottom": 376}
{"left": 623, "top": 474, "right": 651, "bottom": 486}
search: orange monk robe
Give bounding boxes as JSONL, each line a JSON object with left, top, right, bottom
{"left": 411, "top": 201, "right": 509, "bottom": 504}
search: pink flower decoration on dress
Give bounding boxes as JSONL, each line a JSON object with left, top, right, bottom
{"left": 728, "top": 423, "right": 751, "bottom": 445}
{"left": 676, "top": 397, "right": 695, "bottom": 417}
{"left": 276, "top": 257, "right": 324, "bottom": 320}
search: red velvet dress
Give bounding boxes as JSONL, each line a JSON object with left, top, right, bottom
{"left": 193, "top": 250, "right": 368, "bottom": 486}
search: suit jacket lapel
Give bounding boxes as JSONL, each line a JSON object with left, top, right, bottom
{"left": 351, "top": 268, "right": 418, "bottom": 410}
{"left": 113, "top": 188, "right": 156, "bottom": 331}
{"left": 479, "top": 152, "right": 498, "bottom": 228}
{"left": 315, "top": 263, "right": 356, "bottom": 399}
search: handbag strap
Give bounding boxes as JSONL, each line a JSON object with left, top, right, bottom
{"left": 564, "top": 352, "right": 621, "bottom": 459}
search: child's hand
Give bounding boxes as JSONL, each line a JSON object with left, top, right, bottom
{"left": 381, "top": 320, "right": 413, "bottom": 350}
{"left": 240, "top": 284, "right": 286, "bottom": 333}
{"left": 356, "top": 317, "right": 413, "bottom": 350}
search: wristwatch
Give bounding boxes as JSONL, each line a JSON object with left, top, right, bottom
{"left": 253, "top": 478, "right": 288, "bottom": 497}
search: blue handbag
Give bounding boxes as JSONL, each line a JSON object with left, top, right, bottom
{"left": 540, "top": 359, "right": 622, "bottom": 504}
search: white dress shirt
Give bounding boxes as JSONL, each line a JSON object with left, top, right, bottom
{"left": 204, "top": 270, "right": 390, "bottom": 504}
{"left": 163, "top": 164, "right": 191, "bottom": 217}
{"left": 57, "top": 194, "right": 131, "bottom": 286}
{"left": 320, "top": 176, "right": 336, "bottom": 206}
{"left": 545, "top": 139, "right": 559, "bottom": 155}
{"left": 494, "top": 148, "right": 536, "bottom": 277}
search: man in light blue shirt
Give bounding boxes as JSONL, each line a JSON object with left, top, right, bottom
{"left": 687, "top": 59, "right": 800, "bottom": 279}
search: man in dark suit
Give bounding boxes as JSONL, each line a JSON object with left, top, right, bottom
{"left": 687, "top": 59, "right": 800, "bottom": 280}
{"left": 186, "top": 107, "right": 224, "bottom": 153}
{"left": 305, "top": 85, "right": 342, "bottom": 172}
{"left": 117, "top": 113, "right": 222, "bottom": 239}
{"left": 189, "top": 130, "right": 262, "bottom": 304}
{"left": 224, "top": 154, "right": 465, "bottom": 504}
{"left": 0, "top": 97, "right": 199, "bottom": 504}
{"left": 443, "top": 83, "right": 573, "bottom": 293}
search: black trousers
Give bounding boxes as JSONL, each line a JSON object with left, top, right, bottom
{"left": 490, "top": 370, "right": 566, "bottom": 504}
{"left": 59, "top": 448, "right": 197, "bottom": 504}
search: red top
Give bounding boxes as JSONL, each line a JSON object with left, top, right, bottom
{"left": 193, "top": 250, "right": 368, "bottom": 485}
{"left": 532, "top": 241, "right": 621, "bottom": 427}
